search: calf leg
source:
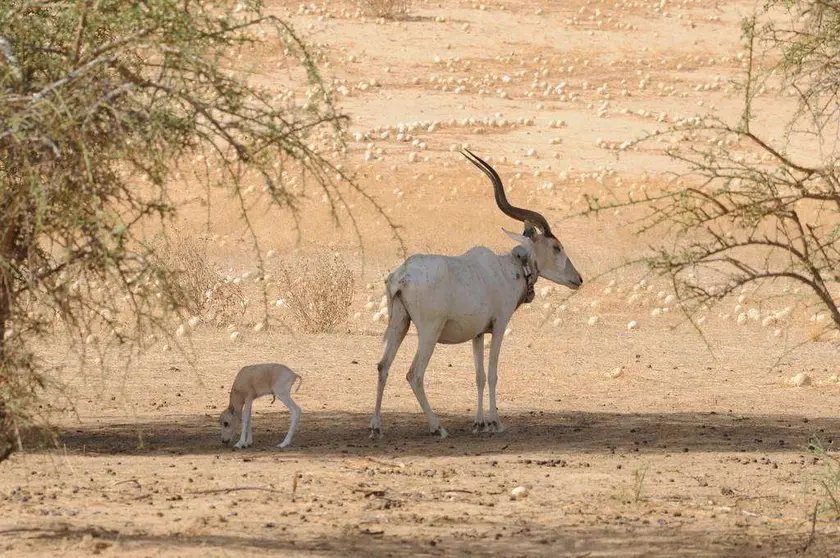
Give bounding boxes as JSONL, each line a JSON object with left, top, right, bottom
{"left": 246, "top": 404, "right": 254, "bottom": 446}
{"left": 472, "top": 334, "right": 487, "bottom": 432}
{"left": 235, "top": 398, "right": 253, "bottom": 449}
{"left": 276, "top": 393, "right": 301, "bottom": 449}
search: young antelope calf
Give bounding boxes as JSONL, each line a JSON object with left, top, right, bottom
{"left": 219, "top": 363, "right": 302, "bottom": 449}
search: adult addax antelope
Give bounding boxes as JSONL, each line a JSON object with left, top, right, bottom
{"left": 370, "top": 149, "right": 583, "bottom": 439}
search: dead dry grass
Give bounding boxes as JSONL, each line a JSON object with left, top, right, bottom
{"left": 278, "top": 251, "right": 355, "bottom": 333}
{"left": 359, "top": 0, "right": 412, "bottom": 19}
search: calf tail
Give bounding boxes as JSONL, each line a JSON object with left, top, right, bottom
{"left": 293, "top": 374, "right": 303, "bottom": 393}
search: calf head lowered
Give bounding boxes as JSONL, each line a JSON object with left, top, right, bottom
{"left": 219, "top": 405, "right": 240, "bottom": 444}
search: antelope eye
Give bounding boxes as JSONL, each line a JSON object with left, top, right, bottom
{"left": 223, "top": 422, "right": 229, "bottom": 427}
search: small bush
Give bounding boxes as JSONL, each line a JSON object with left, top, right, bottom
{"left": 154, "top": 230, "right": 220, "bottom": 316}
{"left": 361, "top": 0, "right": 411, "bottom": 19}
{"left": 202, "top": 281, "right": 246, "bottom": 328}
{"left": 279, "top": 252, "right": 355, "bottom": 333}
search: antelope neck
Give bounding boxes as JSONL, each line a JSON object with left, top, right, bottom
{"left": 519, "top": 257, "right": 537, "bottom": 305}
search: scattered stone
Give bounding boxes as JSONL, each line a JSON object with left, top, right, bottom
{"left": 789, "top": 372, "right": 811, "bottom": 387}
{"left": 510, "top": 486, "right": 529, "bottom": 500}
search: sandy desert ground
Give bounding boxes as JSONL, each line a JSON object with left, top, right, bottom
{"left": 2, "top": 0, "right": 840, "bottom": 556}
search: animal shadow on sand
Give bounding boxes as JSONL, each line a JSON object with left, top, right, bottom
{"left": 0, "top": 521, "right": 825, "bottom": 558}
{"left": 45, "top": 410, "right": 839, "bottom": 457}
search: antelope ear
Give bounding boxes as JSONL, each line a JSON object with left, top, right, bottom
{"left": 226, "top": 404, "right": 235, "bottom": 415}
{"left": 503, "top": 228, "right": 533, "bottom": 247}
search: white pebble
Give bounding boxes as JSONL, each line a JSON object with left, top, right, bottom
{"left": 176, "top": 324, "right": 187, "bottom": 337}
{"left": 510, "top": 486, "right": 529, "bottom": 500}
{"left": 253, "top": 322, "right": 265, "bottom": 333}
{"left": 188, "top": 316, "right": 202, "bottom": 328}
{"left": 605, "top": 366, "right": 624, "bottom": 379}
{"left": 736, "top": 313, "right": 748, "bottom": 325}
{"left": 230, "top": 331, "right": 242, "bottom": 342}
{"left": 775, "top": 307, "right": 793, "bottom": 319}
{"left": 627, "top": 321, "right": 638, "bottom": 331}
{"left": 587, "top": 316, "right": 600, "bottom": 326}
{"left": 789, "top": 372, "right": 811, "bottom": 387}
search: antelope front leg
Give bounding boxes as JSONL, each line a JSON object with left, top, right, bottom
{"left": 485, "top": 330, "right": 506, "bottom": 433}
{"left": 472, "top": 335, "right": 487, "bottom": 433}
{"left": 234, "top": 399, "right": 253, "bottom": 449}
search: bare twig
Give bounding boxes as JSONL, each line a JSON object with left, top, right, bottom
{"left": 365, "top": 456, "right": 407, "bottom": 469}
{"left": 189, "top": 486, "right": 285, "bottom": 496}
{"left": 802, "top": 501, "right": 818, "bottom": 553}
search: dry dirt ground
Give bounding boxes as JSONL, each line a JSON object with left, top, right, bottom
{"left": 2, "top": 0, "right": 840, "bottom": 556}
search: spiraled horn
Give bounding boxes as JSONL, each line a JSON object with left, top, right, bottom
{"left": 461, "top": 148, "right": 553, "bottom": 238}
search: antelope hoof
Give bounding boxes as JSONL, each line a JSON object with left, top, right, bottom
{"left": 432, "top": 426, "right": 449, "bottom": 439}
{"left": 369, "top": 417, "right": 384, "bottom": 439}
{"left": 234, "top": 440, "right": 250, "bottom": 449}
{"left": 482, "top": 421, "right": 495, "bottom": 433}
{"left": 277, "top": 441, "right": 292, "bottom": 449}
{"left": 473, "top": 420, "right": 490, "bottom": 434}
{"left": 491, "top": 420, "right": 506, "bottom": 433}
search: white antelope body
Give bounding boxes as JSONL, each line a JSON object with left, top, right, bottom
{"left": 370, "top": 150, "right": 583, "bottom": 439}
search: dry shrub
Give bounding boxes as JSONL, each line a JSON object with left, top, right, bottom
{"left": 279, "top": 252, "right": 354, "bottom": 333}
{"left": 202, "top": 281, "right": 246, "bottom": 328}
{"left": 807, "top": 326, "right": 837, "bottom": 343}
{"left": 360, "top": 0, "right": 411, "bottom": 19}
{"left": 154, "top": 230, "right": 220, "bottom": 316}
